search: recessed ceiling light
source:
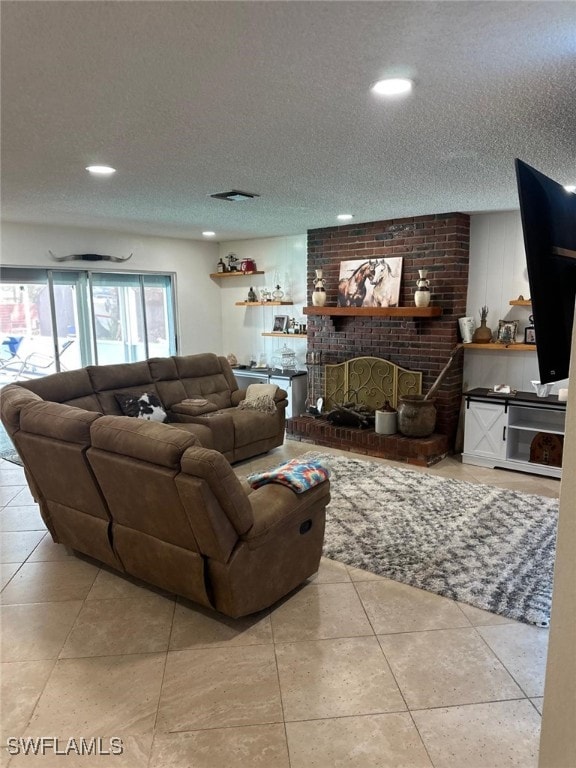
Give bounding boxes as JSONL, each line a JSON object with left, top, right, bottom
{"left": 564, "top": 184, "right": 576, "bottom": 193}
{"left": 337, "top": 214, "right": 354, "bottom": 221}
{"left": 202, "top": 231, "right": 216, "bottom": 237}
{"left": 371, "top": 78, "right": 413, "bottom": 96}
{"left": 86, "top": 165, "right": 116, "bottom": 176}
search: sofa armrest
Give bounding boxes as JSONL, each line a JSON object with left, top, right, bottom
{"left": 231, "top": 387, "right": 288, "bottom": 407}
{"left": 242, "top": 481, "right": 330, "bottom": 549}
{"left": 231, "top": 389, "right": 247, "bottom": 406}
{"left": 171, "top": 400, "right": 219, "bottom": 416}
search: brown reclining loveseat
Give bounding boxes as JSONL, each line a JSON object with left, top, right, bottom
{"left": 0, "top": 384, "right": 330, "bottom": 617}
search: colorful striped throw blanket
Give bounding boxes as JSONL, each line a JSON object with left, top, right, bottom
{"left": 247, "top": 458, "right": 329, "bottom": 493}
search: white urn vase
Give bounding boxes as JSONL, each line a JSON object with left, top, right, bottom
{"left": 414, "top": 269, "right": 431, "bottom": 308}
{"left": 312, "top": 269, "right": 327, "bottom": 307}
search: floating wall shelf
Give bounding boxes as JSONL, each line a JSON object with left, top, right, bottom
{"left": 236, "top": 301, "right": 293, "bottom": 306}
{"left": 509, "top": 299, "right": 532, "bottom": 306}
{"left": 459, "top": 343, "right": 536, "bottom": 352}
{"left": 303, "top": 306, "right": 442, "bottom": 318}
{"left": 210, "top": 271, "right": 265, "bottom": 279}
{"left": 261, "top": 332, "right": 307, "bottom": 338}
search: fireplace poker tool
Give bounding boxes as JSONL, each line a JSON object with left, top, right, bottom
{"left": 305, "top": 350, "right": 323, "bottom": 415}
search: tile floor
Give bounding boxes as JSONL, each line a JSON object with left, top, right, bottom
{"left": 0, "top": 442, "right": 558, "bottom": 767}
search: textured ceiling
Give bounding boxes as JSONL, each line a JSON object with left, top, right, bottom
{"left": 1, "top": 1, "right": 575, "bottom": 242}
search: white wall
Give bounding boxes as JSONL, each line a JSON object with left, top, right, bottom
{"left": 465, "top": 211, "right": 567, "bottom": 394}
{"left": 0, "top": 222, "right": 221, "bottom": 356}
{"left": 217, "top": 235, "right": 307, "bottom": 368}
{"left": 3, "top": 217, "right": 561, "bottom": 392}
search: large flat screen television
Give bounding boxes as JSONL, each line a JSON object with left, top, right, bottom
{"left": 515, "top": 159, "right": 576, "bottom": 384}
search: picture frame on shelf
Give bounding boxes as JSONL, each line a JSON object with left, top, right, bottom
{"left": 496, "top": 319, "right": 518, "bottom": 344}
{"left": 524, "top": 325, "right": 536, "bottom": 344}
{"left": 272, "top": 315, "right": 288, "bottom": 333}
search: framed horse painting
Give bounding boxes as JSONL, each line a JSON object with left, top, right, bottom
{"left": 337, "top": 257, "right": 403, "bottom": 307}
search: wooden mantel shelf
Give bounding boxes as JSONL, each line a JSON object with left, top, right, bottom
{"left": 303, "top": 306, "right": 442, "bottom": 318}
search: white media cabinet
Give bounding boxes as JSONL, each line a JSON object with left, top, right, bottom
{"left": 462, "top": 388, "right": 566, "bottom": 479}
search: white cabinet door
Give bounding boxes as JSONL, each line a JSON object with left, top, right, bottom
{"left": 463, "top": 400, "right": 508, "bottom": 460}
{"left": 270, "top": 375, "right": 307, "bottom": 418}
{"left": 234, "top": 373, "right": 268, "bottom": 389}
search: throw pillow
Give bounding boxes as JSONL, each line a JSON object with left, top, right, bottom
{"left": 238, "top": 394, "right": 277, "bottom": 414}
{"left": 245, "top": 383, "right": 278, "bottom": 402}
{"left": 115, "top": 392, "right": 168, "bottom": 423}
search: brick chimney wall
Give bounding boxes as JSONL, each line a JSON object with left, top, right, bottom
{"left": 306, "top": 212, "right": 470, "bottom": 446}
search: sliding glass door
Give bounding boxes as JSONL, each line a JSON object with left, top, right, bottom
{"left": 91, "top": 273, "right": 145, "bottom": 365}
{"left": 0, "top": 267, "right": 177, "bottom": 383}
{"left": 90, "top": 273, "right": 176, "bottom": 364}
{"left": 142, "top": 274, "right": 176, "bottom": 359}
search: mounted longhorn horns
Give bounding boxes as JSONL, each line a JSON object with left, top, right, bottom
{"left": 48, "top": 251, "right": 133, "bottom": 263}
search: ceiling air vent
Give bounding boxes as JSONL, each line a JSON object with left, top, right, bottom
{"left": 210, "top": 190, "right": 260, "bottom": 202}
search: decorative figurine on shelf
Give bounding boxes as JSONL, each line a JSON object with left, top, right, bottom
{"left": 272, "top": 284, "right": 284, "bottom": 300}
{"left": 247, "top": 287, "right": 257, "bottom": 302}
{"left": 259, "top": 288, "right": 271, "bottom": 302}
{"left": 414, "top": 269, "right": 431, "bottom": 307}
{"left": 216, "top": 258, "right": 226, "bottom": 273}
{"left": 312, "top": 269, "right": 326, "bottom": 307}
{"left": 227, "top": 253, "right": 239, "bottom": 272}
{"left": 472, "top": 305, "right": 493, "bottom": 343}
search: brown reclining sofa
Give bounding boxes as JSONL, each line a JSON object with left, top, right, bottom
{"left": 0, "top": 353, "right": 330, "bottom": 617}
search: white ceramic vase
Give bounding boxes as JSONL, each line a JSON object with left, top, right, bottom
{"left": 375, "top": 409, "right": 398, "bottom": 435}
{"left": 458, "top": 316, "right": 476, "bottom": 343}
{"left": 312, "top": 289, "right": 326, "bottom": 307}
{"left": 414, "top": 269, "right": 431, "bottom": 307}
{"left": 312, "top": 269, "right": 326, "bottom": 306}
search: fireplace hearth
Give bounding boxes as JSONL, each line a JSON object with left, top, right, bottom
{"left": 286, "top": 415, "right": 449, "bottom": 467}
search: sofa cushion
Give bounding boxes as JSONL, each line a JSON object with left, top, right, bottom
{"left": 20, "top": 401, "right": 102, "bottom": 444}
{"left": 91, "top": 416, "right": 199, "bottom": 468}
{"left": 20, "top": 368, "right": 102, "bottom": 411}
{"left": 87, "top": 362, "right": 156, "bottom": 414}
{"left": 115, "top": 392, "right": 168, "bottom": 422}
{"left": 172, "top": 354, "right": 237, "bottom": 410}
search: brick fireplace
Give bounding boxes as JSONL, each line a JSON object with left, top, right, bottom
{"left": 299, "top": 212, "right": 470, "bottom": 449}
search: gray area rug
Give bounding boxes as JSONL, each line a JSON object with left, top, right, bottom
{"left": 0, "top": 449, "right": 23, "bottom": 466}
{"left": 0, "top": 424, "right": 22, "bottom": 465}
{"left": 304, "top": 452, "right": 559, "bottom": 627}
